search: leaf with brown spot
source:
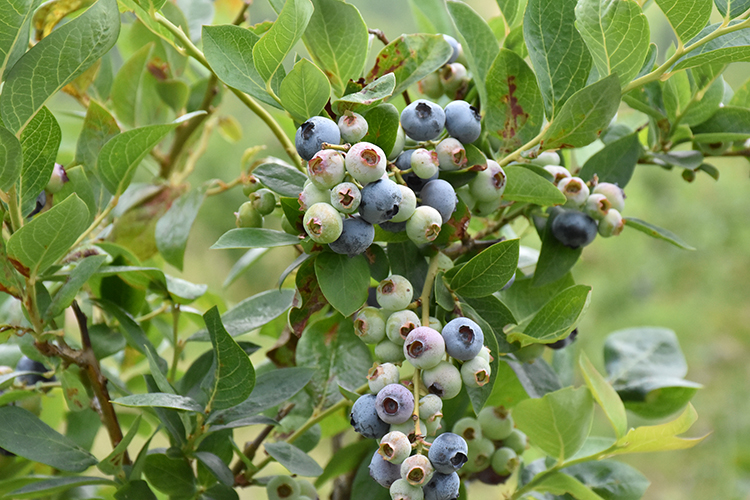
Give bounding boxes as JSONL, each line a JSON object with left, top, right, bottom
{"left": 289, "top": 256, "right": 327, "bottom": 336}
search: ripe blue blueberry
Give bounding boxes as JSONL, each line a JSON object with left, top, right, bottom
{"left": 28, "top": 191, "right": 46, "bottom": 217}
{"left": 401, "top": 454, "right": 434, "bottom": 486}
{"left": 330, "top": 182, "right": 361, "bottom": 214}
{"left": 338, "top": 111, "right": 369, "bottom": 143}
{"left": 469, "top": 160, "right": 506, "bottom": 202}
{"left": 428, "top": 432, "right": 468, "bottom": 474}
{"left": 435, "top": 138, "right": 467, "bottom": 171}
{"left": 592, "top": 182, "right": 625, "bottom": 212}
{"left": 390, "top": 185, "right": 418, "bottom": 223}
{"left": 354, "top": 307, "right": 386, "bottom": 344}
{"left": 299, "top": 181, "right": 330, "bottom": 211}
{"left": 370, "top": 449, "right": 402, "bottom": 488}
{"left": 266, "top": 475, "right": 301, "bottom": 500}
{"left": 420, "top": 180, "right": 457, "bottom": 224}
{"left": 376, "top": 383, "right": 415, "bottom": 425}
{"left": 395, "top": 149, "right": 415, "bottom": 171}
{"left": 404, "top": 326, "right": 445, "bottom": 369}
{"left": 423, "top": 472, "right": 460, "bottom": 500}
{"left": 460, "top": 356, "right": 491, "bottom": 388}
{"left": 411, "top": 148, "right": 440, "bottom": 179}
{"left": 295, "top": 116, "right": 340, "bottom": 161}
{"left": 377, "top": 275, "right": 414, "bottom": 311}
{"left": 444, "top": 101, "right": 481, "bottom": 144}
{"left": 380, "top": 220, "right": 408, "bottom": 233}
{"left": 598, "top": 208, "right": 624, "bottom": 237}
{"left": 303, "top": 203, "right": 343, "bottom": 244}
{"left": 307, "top": 150, "right": 346, "bottom": 189}
{"left": 379, "top": 431, "right": 412, "bottom": 464}
{"left": 401, "top": 99, "right": 446, "bottom": 141}
{"left": 346, "top": 142, "right": 387, "bottom": 184}
{"left": 350, "top": 393, "right": 390, "bottom": 439}
{"left": 16, "top": 356, "right": 53, "bottom": 385}
{"left": 441, "top": 317, "right": 484, "bottom": 361}
{"left": 386, "top": 310, "right": 421, "bottom": 345}
{"left": 369, "top": 363, "right": 401, "bottom": 393}
{"left": 390, "top": 478, "right": 424, "bottom": 500}
{"left": 443, "top": 35, "right": 462, "bottom": 64}
{"left": 477, "top": 406, "right": 514, "bottom": 440}
{"left": 550, "top": 210, "right": 598, "bottom": 249}
{"left": 558, "top": 177, "right": 590, "bottom": 207}
{"left": 403, "top": 171, "right": 439, "bottom": 195}
{"left": 328, "top": 216, "right": 374, "bottom": 257}
{"left": 422, "top": 361, "right": 462, "bottom": 399}
{"left": 406, "top": 206, "right": 443, "bottom": 245}
{"left": 359, "top": 179, "right": 403, "bottom": 224}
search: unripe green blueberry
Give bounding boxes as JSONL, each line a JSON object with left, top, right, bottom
{"left": 330, "top": 182, "right": 361, "bottom": 214}
{"left": 490, "top": 447, "right": 519, "bottom": 476}
{"left": 477, "top": 406, "right": 514, "bottom": 440}
{"left": 368, "top": 362, "right": 401, "bottom": 393}
{"left": 390, "top": 478, "right": 424, "bottom": 500}
{"left": 267, "top": 475, "right": 301, "bottom": 500}
{"left": 386, "top": 310, "right": 421, "bottom": 346}
{"left": 456, "top": 185, "right": 475, "bottom": 208}
{"left": 439, "top": 63, "right": 468, "bottom": 95}
{"left": 543, "top": 165, "right": 571, "bottom": 186}
{"left": 592, "top": 182, "right": 625, "bottom": 212}
{"left": 472, "top": 197, "right": 502, "bottom": 217}
{"left": 390, "top": 419, "right": 427, "bottom": 443}
{"left": 428, "top": 316, "right": 442, "bottom": 333}
{"left": 250, "top": 188, "right": 276, "bottom": 215}
{"left": 303, "top": 203, "right": 343, "bottom": 244}
{"left": 411, "top": 148, "right": 440, "bottom": 179}
{"left": 558, "top": 177, "right": 590, "bottom": 207}
{"left": 598, "top": 208, "right": 624, "bottom": 237}
{"left": 235, "top": 202, "right": 263, "bottom": 228}
{"left": 390, "top": 185, "right": 418, "bottom": 223}
{"left": 379, "top": 431, "right": 412, "bottom": 464}
{"left": 401, "top": 454, "right": 434, "bottom": 486}
{"left": 375, "top": 338, "right": 407, "bottom": 363}
{"left": 469, "top": 160, "right": 506, "bottom": 202}
{"left": 532, "top": 151, "right": 561, "bottom": 166}
{"left": 464, "top": 437, "right": 494, "bottom": 473}
{"left": 46, "top": 163, "right": 68, "bottom": 194}
{"left": 377, "top": 275, "right": 414, "bottom": 310}
{"left": 476, "top": 346, "right": 492, "bottom": 363}
{"left": 435, "top": 253, "right": 453, "bottom": 273}
{"left": 436, "top": 138, "right": 468, "bottom": 171}
{"left": 307, "top": 150, "right": 346, "bottom": 189}
{"left": 338, "top": 112, "right": 369, "bottom": 143}
{"left": 354, "top": 307, "right": 386, "bottom": 344}
{"left": 584, "top": 193, "right": 611, "bottom": 220}
{"left": 460, "top": 356, "right": 491, "bottom": 388}
{"left": 346, "top": 142, "right": 387, "bottom": 184}
{"left": 503, "top": 429, "right": 528, "bottom": 455}
{"left": 419, "top": 394, "right": 443, "bottom": 422}
{"left": 696, "top": 141, "right": 730, "bottom": 156}
{"left": 422, "top": 361, "right": 462, "bottom": 399}
{"left": 452, "top": 417, "right": 482, "bottom": 442}
{"left": 424, "top": 416, "right": 442, "bottom": 436}
{"left": 296, "top": 479, "right": 318, "bottom": 500}
{"left": 406, "top": 206, "right": 442, "bottom": 245}
{"left": 418, "top": 71, "right": 444, "bottom": 99}
{"left": 243, "top": 176, "right": 262, "bottom": 196}
{"left": 299, "top": 181, "right": 330, "bottom": 210}
{"left": 388, "top": 126, "right": 407, "bottom": 161}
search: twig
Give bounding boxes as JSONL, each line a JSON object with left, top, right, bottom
{"left": 232, "top": 403, "right": 295, "bottom": 478}
{"left": 368, "top": 28, "right": 389, "bottom": 45}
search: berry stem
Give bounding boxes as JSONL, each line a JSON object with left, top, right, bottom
{"left": 420, "top": 254, "right": 441, "bottom": 326}
{"left": 412, "top": 368, "right": 423, "bottom": 448}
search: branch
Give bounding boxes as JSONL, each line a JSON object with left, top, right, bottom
{"left": 231, "top": 403, "right": 295, "bottom": 479}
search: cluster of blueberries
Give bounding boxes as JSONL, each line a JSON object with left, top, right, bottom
{"left": 347, "top": 274, "right": 495, "bottom": 500}
{"left": 418, "top": 35, "right": 467, "bottom": 101}
{"left": 236, "top": 182, "right": 279, "bottom": 229}
{"left": 542, "top": 159, "right": 627, "bottom": 249}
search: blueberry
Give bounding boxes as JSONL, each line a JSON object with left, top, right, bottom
{"left": 404, "top": 327, "right": 445, "bottom": 369}
{"left": 471, "top": 197, "right": 502, "bottom": 217}
{"left": 464, "top": 437, "right": 494, "bottom": 472}
{"left": 296, "top": 479, "right": 318, "bottom": 500}
{"left": 422, "top": 361, "right": 462, "bottom": 400}
{"left": 303, "top": 203, "right": 343, "bottom": 244}
{"left": 503, "top": 429, "right": 528, "bottom": 455}
{"left": 418, "top": 72, "right": 444, "bottom": 99}
{"left": 543, "top": 165, "right": 571, "bottom": 186}
{"left": 476, "top": 345, "right": 492, "bottom": 363}
{"left": 460, "top": 356, "right": 491, "bottom": 388}
{"left": 401, "top": 100, "right": 446, "bottom": 141}
{"left": 395, "top": 149, "right": 415, "bottom": 171}
{"left": 376, "top": 383, "right": 415, "bottom": 425}
{"left": 550, "top": 210, "right": 598, "bottom": 249}
{"left": 386, "top": 310, "right": 421, "bottom": 346}
{"left": 267, "top": 475, "right": 301, "bottom": 500}
{"left": 403, "top": 170, "right": 439, "bottom": 195}
{"left": 379, "top": 431, "right": 412, "bottom": 464}
{"left": 330, "top": 182, "right": 361, "bottom": 214}
{"left": 428, "top": 316, "right": 443, "bottom": 333}
{"left": 435, "top": 138, "right": 467, "bottom": 172}
{"left": 295, "top": 116, "right": 340, "bottom": 161}
{"left": 390, "top": 418, "right": 427, "bottom": 443}
{"left": 242, "top": 177, "right": 262, "bottom": 196}
{"left": 428, "top": 432, "right": 468, "bottom": 474}
{"left": 16, "top": 356, "right": 53, "bottom": 385}
{"left": 380, "top": 220, "right": 408, "bottom": 233}
{"left": 350, "top": 393, "right": 390, "bottom": 439}
{"left": 592, "top": 182, "right": 625, "bottom": 212}
{"left": 452, "top": 417, "right": 482, "bottom": 442}
{"left": 369, "top": 363, "right": 401, "bottom": 393}
{"left": 235, "top": 201, "right": 263, "bottom": 228}
{"left": 439, "top": 63, "right": 467, "bottom": 96}
{"left": 598, "top": 208, "right": 624, "bottom": 237}
{"left": 425, "top": 416, "right": 443, "bottom": 437}
{"left": 370, "top": 449, "right": 402, "bottom": 488}
{"left": 354, "top": 307, "right": 386, "bottom": 344}
{"left": 390, "top": 478, "right": 424, "bottom": 500}
{"left": 338, "top": 112, "right": 369, "bottom": 143}
{"left": 419, "top": 394, "right": 443, "bottom": 422}
{"left": 583, "top": 193, "right": 611, "bottom": 220}
{"left": 307, "top": 150, "right": 346, "bottom": 189}
{"left": 346, "top": 142, "right": 388, "bottom": 184}
{"left": 423, "top": 472, "right": 460, "bottom": 500}
{"left": 469, "top": 160, "right": 506, "bottom": 202}
{"left": 46, "top": 163, "right": 68, "bottom": 194}
{"left": 490, "top": 447, "right": 519, "bottom": 476}
{"left": 444, "top": 101, "right": 481, "bottom": 144}
{"left": 377, "top": 275, "right": 414, "bottom": 311}
{"left": 375, "top": 338, "right": 407, "bottom": 363}
{"left": 441, "top": 317, "right": 484, "bottom": 361}
{"left": 420, "top": 180, "right": 457, "bottom": 224}
{"left": 532, "top": 151, "right": 561, "bottom": 166}
{"left": 388, "top": 126, "right": 406, "bottom": 161}
{"left": 390, "top": 185, "right": 418, "bottom": 223}
{"left": 249, "top": 188, "right": 276, "bottom": 216}
{"left": 406, "top": 206, "right": 443, "bottom": 245}
{"left": 400, "top": 454, "right": 434, "bottom": 486}
{"left": 328, "top": 216, "right": 374, "bottom": 257}
{"left": 27, "top": 190, "right": 46, "bottom": 218}
{"left": 558, "top": 177, "right": 590, "bottom": 207}
{"left": 299, "top": 181, "right": 330, "bottom": 211}
{"left": 359, "top": 179, "right": 403, "bottom": 224}
{"left": 477, "top": 406, "right": 513, "bottom": 441}
{"left": 548, "top": 329, "right": 578, "bottom": 350}
{"left": 443, "top": 35, "right": 462, "bottom": 64}
{"left": 411, "top": 148, "right": 440, "bottom": 179}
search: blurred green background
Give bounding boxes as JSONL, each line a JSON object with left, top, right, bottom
{"left": 42, "top": 0, "right": 750, "bottom": 498}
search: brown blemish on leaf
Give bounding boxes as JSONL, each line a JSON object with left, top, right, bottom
{"left": 8, "top": 258, "right": 29, "bottom": 277}
{"left": 499, "top": 76, "right": 529, "bottom": 140}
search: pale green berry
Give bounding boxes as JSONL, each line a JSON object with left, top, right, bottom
{"left": 428, "top": 316, "right": 442, "bottom": 333}
{"left": 461, "top": 357, "right": 491, "bottom": 388}
{"left": 464, "top": 437, "right": 494, "bottom": 472}
{"left": 307, "top": 150, "right": 346, "bottom": 189}
{"left": 476, "top": 346, "right": 492, "bottom": 363}
{"left": 592, "top": 182, "right": 625, "bottom": 212}
{"left": 469, "top": 160, "right": 506, "bottom": 202}
{"left": 439, "top": 63, "right": 468, "bottom": 95}
{"left": 386, "top": 310, "right": 421, "bottom": 345}
{"left": 422, "top": 361, "right": 462, "bottom": 400}
{"left": 338, "top": 112, "right": 369, "bottom": 143}
{"left": 406, "top": 206, "right": 442, "bottom": 245}
{"left": 235, "top": 202, "right": 263, "bottom": 228}
{"left": 472, "top": 197, "right": 502, "bottom": 217}
{"left": 296, "top": 479, "right": 318, "bottom": 500}
{"left": 250, "top": 188, "right": 276, "bottom": 215}
{"left": 346, "top": 142, "right": 387, "bottom": 184}
{"left": 491, "top": 447, "right": 519, "bottom": 476}
{"left": 419, "top": 394, "right": 443, "bottom": 422}
{"left": 418, "top": 71, "right": 444, "bottom": 99}
{"left": 452, "top": 417, "right": 482, "bottom": 442}
{"left": 598, "top": 208, "right": 624, "bottom": 237}
{"left": 389, "top": 419, "right": 427, "bottom": 443}
{"left": 543, "top": 165, "right": 571, "bottom": 186}
{"left": 388, "top": 126, "right": 406, "bottom": 161}
{"left": 533, "top": 151, "right": 561, "bottom": 166}
{"left": 584, "top": 193, "right": 611, "bottom": 220}
{"left": 503, "top": 429, "right": 528, "bottom": 455}
{"left": 299, "top": 181, "right": 330, "bottom": 210}
{"left": 379, "top": 431, "right": 412, "bottom": 464}
{"left": 267, "top": 475, "right": 301, "bottom": 500}
{"left": 400, "top": 454, "right": 434, "bottom": 486}
{"left": 411, "top": 148, "right": 440, "bottom": 179}
{"left": 436, "top": 138, "right": 467, "bottom": 171}
{"left": 377, "top": 275, "right": 415, "bottom": 310}
{"left": 477, "top": 406, "right": 514, "bottom": 441}
{"left": 368, "top": 362, "right": 401, "bottom": 393}
{"left": 558, "top": 177, "right": 589, "bottom": 207}
{"left": 303, "top": 203, "right": 343, "bottom": 243}
{"left": 330, "top": 182, "right": 361, "bottom": 214}
{"left": 390, "top": 478, "right": 424, "bottom": 500}
{"left": 390, "top": 185, "right": 417, "bottom": 223}
{"left": 375, "top": 339, "right": 406, "bottom": 363}
{"left": 354, "top": 307, "right": 386, "bottom": 344}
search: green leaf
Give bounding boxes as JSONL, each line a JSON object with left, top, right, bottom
{"left": 315, "top": 252, "right": 369, "bottom": 317}
{"left": 663, "top": 69, "right": 724, "bottom": 128}
{"left": 6, "top": 477, "right": 117, "bottom": 499}
{"left": 561, "top": 460, "right": 650, "bottom": 500}
{"left": 506, "top": 285, "right": 591, "bottom": 347}
{"left": 315, "top": 440, "right": 374, "bottom": 487}
{"left": 74, "top": 100, "right": 120, "bottom": 177}
{"left": 409, "top": 0, "right": 454, "bottom": 33}
{"left": 143, "top": 454, "right": 196, "bottom": 497}
{"left": 536, "top": 473, "right": 605, "bottom": 500}
{"left": 332, "top": 74, "right": 396, "bottom": 115}
{"left": 253, "top": 159, "right": 307, "bottom": 197}
{"left": 366, "top": 33, "right": 452, "bottom": 97}
{"left": 297, "top": 314, "right": 371, "bottom": 408}
{"left": 223, "top": 248, "right": 269, "bottom": 288}
{"left": 463, "top": 295, "right": 517, "bottom": 352}
{"left": 690, "top": 106, "right": 750, "bottom": 142}
{"left": 0, "top": 127, "right": 22, "bottom": 191}
{"left": 532, "top": 218, "right": 582, "bottom": 288}
{"left": 202, "top": 25, "right": 283, "bottom": 109}
{"left": 524, "top": 0, "right": 593, "bottom": 119}
{"left": 55, "top": 166, "right": 97, "bottom": 224}
{"left": 253, "top": 0, "right": 314, "bottom": 82}
{"left": 304, "top": 0, "right": 368, "bottom": 95}
{"left": 715, "top": 0, "right": 750, "bottom": 19}
{"left": 579, "top": 352, "right": 627, "bottom": 439}
{"left": 623, "top": 217, "right": 695, "bottom": 250}
{"left": 0, "top": 0, "right": 120, "bottom": 134}
{"left": 44, "top": 255, "right": 106, "bottom": 321}
{"left": 155, "top": 188, "right": 205, "bottom": 271}
{"left": 484, "top": 49, "right": 545, "bottom": 153}
{"left": 673, "top": 22, "right": 750, "bottom": 71}
{"left": 730, "top": 76, "right": 750, "bottom": 107}
{"left": 97, "top": 414, "right": 141, "bottom": 475}
{"left": 113, "top": 393, "right": 203, "bottom": 412}
{"left": 6, "top": 195, "right": 89, "bottom": 278}
{"left": 485, "top": 358, "right": 530, "bottom": 408}
{"left": 94, "top": 298, "right": 161, "bottom": 359}
{"left": 610, "top": 404, "right": 706, "bottom": 455}
{"left": 503, "top": 166, "right": 567, "bottom": 205}
{"left": 654, "top": 0, "right": 713, "bottom": 42}
{"left": 279, "top": 59, "right": 331, "bottom": 123}
{"left": 0, "top": 0, "right": 35, "bottom": 81}
{"left": 497, "top": 0, "right": 527, "bottom": 26}
{"left": 211, "top": 228, "right": 301, "bottom": 249}
{"left": 114, "top": 480, "right": 158, "bottom": 500}
{"left": 513, "top": 386, "right": 595, "bottom": 461}
{"left": 265, "top": 442, "right": 323, "bottom": 476}
{"left": 361, "top": 103, "right": 400, "bottom": 157}
{"left": 97, "top": 112, "right": 204, "bottom": 196}
{"left": 17, "top": 106, "right": 61, "bottom": 216}
{"left": 447, "top": 1, "right": 499, "bottom": 108}
{"left": 460, "top": 305, "right": 500, "bottom": 412}
{"left": 202, "top": 306, "right": 255, "bottom": 412}
{"left": 195, "top": 451, "right": 234, "bottom": 486}
{"left": 110, "top": 43, "right": 161, "bottom": 128}
{"left": 578, "top": 132, "right": 641, "bottom": 187}
{"left": 541, "top": 74, "right": 621, "bottom": 150}
{"left": 0, "top": 406, "right": 98, "bottom": 472}
{"left": 574, "top": 0, "right": 650, "bottom": 87}
{"left": 449, "top": 239, "right": 519, "bottom": 298}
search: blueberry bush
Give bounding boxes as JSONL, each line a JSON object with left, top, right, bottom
{"left": 0, "top": 0, "right": 746, "bottom": 498}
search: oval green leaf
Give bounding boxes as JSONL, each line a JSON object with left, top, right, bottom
{"left": 449, "top": 239, "right": 519, "bottom": 298}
